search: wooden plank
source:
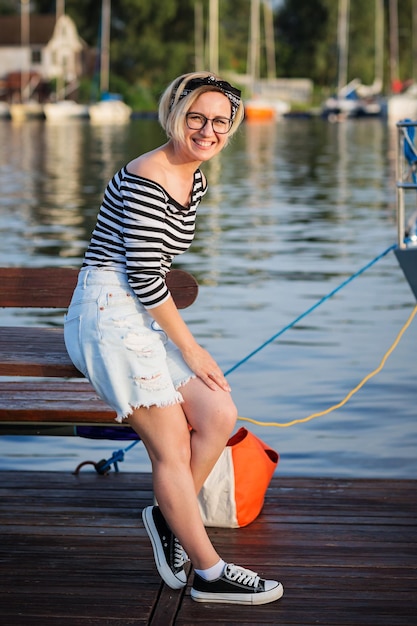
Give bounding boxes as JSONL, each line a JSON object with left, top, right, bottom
{"left": 0, "top": 379, "right": 118, "bottom": 427}
{"left": 149, "top": 564, "right": 191, "bottom": 626}
{"left": 0, "top": 380, "right": 117, "bottom": 423}
{"left": 0, "top": 471, "right": 157, "bottom": 625}
{"left": 0, "top": 327, "right": 80, "bottom": 377}
{"left": 166, "top": 269, "right": 199, "bottom": 309}
{"left": 0, "top": 267, "right": 78, "bottom": 308}
{"left": 0, "top": 267, "right": 197, "bottom": 309}
{"left": 0, "top": 473, "right": 416, "bottom": 625}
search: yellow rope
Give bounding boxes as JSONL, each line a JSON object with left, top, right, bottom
{"left": 238, "top": 304, "right": 417, "bottom": 429}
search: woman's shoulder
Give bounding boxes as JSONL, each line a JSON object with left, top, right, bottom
{"left": 122, "top": 154, "right": 169, "bottom": 197}
{"left": 126, "top": 150, "right": 167, "bottom": 185}
{"left": 125, "top": 148, "right": 206, "bottom": 206}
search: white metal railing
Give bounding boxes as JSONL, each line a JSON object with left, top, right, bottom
{"left": 396, "top": 119, "right": 417, "bottom": 249}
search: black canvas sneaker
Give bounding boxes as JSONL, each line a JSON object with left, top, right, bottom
{"left": 142, "top": 505, "right": 189, "bottom": 589}
{"left": 191, "top": 563, "right": 284, "bottom": 605}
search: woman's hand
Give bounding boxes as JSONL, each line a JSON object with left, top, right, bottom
{"left": 182, "top": 343, "right": 231, "bottom": 392}
{"left": 147, "top": 296, "right": 231, "bottom": 392}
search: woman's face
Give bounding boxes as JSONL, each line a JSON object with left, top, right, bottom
{"left": 180, "top": 91, "right": 232, "bottom": 162}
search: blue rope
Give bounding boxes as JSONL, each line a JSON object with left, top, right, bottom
{"left": 224, "top": 243, "right": 397, "bottom": 376}
{"left": 95, "top": 439, "right": 140, "bottom": 473}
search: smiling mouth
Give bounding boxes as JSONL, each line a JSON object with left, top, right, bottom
{"left": 193, "top": 138, "right": 215, "bottom": 148}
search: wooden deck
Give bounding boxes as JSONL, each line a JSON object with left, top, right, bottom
{"left": 0, "top": 471, "right": 416, "bottom": 625}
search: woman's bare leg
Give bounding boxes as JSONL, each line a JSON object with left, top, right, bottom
{"left": 180, "top": 377, "right": 238, "bottom": 492}
{"left": 127, "top": 384, "right": 236, "bottom": 569}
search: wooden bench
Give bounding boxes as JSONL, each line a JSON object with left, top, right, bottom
{"left": 0, "top": 267, "right": 198, "bottom": 435}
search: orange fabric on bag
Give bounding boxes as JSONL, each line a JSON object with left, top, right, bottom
{"left": 228, "top": 427, "right": 279, "bottom": 527}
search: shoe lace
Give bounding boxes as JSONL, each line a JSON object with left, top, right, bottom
{"left": 173, "top": 537, "right": 189, "bottom": 569}
{"left": 225, "top": 563, "right": 260, "bottom": 588}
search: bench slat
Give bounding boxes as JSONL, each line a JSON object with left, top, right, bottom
{"left": 0, "top": 381, "right": 117, "bottom": 424}
{"left": 0, "top": 267, "right": 198, "bottom": 309}
{"left": 0, "top": 327, "right": 80, "bottom": 377}
{"left": 0, "top": 267, "right": 78, "bottom": 308}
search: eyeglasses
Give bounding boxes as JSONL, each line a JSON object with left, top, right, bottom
{"left": 185, "top": 112, "right": 232, "bottom": 134}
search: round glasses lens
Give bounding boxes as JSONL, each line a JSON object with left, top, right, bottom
{"left": 186, "top": 114, "right": 205, "bottom": 129}
{"left": 212, "top": 118, "right": 232, "bottom": 133}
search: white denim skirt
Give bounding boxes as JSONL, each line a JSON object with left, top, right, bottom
{"left": 64, "top": 268, "right": 195, "bottom": 422}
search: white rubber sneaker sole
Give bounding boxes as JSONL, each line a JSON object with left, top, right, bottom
{"left": 142, "top": 506, "right": 186, "bottom": 590}
{"left": 190, "top": 581, "right": 284, "bottom": 605}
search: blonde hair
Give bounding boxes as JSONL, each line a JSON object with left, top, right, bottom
{"left": 159, "top": 71, "right": 244, "bottom": 144}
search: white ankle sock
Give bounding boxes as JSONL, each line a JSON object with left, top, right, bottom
{"left": 194, "top": 559, "right": 226, "bottom": 581}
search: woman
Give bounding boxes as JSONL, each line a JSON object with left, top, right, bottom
{"left": 64, "top": 71, "right": 283, "bottom": 605}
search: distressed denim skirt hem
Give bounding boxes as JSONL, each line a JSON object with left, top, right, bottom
{"left": 63, "top": 268, "right": 196, "bottom": 422}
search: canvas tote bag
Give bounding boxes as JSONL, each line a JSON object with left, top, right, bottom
{"left": 197, "top": 427, "right": 279, "bottom": 528}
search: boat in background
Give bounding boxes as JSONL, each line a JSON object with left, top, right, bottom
{"left": 43, "top": 4, "right": 89, "bottom": 123}
{"left": 244, "top": 97, "right": 289, "bottom": 122}
{"left": 88, "top": 0, "right": 132, "bottom": 124}
{"left": 321, "top": 79, "right": 384, "bottom": 121}
{"left": 44, "top": 100, "right": 89, "bottom": 121}
{"left": 322, "top": 0, "right": 385, "bottom": 121}
{"left": 7, "top": 2, "right": 44, "bottom": 122}
{"left": 89, "top": 93, "right": 131, "bottom": 124}
{"left": 244, "top": 0, "right": 290, "bottom": 123}
{"left": 0, "top": 103, "right": 10, "bottom": 118}
{"left": 388, "top": 83, "right": 417, "bottom": 125}
{"left": 9, "top": 101, "right": 44, "bottom": 121}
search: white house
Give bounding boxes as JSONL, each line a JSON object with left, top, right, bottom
{"left": 0, "top": 13, "right": 89, "bottom": 103}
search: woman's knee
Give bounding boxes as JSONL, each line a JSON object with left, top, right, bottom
{"left": 180, "top": 379, "right": 238, "bottom": 436}
{"left": 149, "top": 434, "right": 191, "bottom": 469}
{"left": 223, "top": 396, "right": 238, "bottom": 424}
{"left": 208, "top": 397, "right": 238, "bottom": 437}
{"left": 128, "top": 404, "right": 192, "bottom": 466}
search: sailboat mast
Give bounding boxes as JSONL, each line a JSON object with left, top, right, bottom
{"left": 55, "top": 0, "right": 65, "bottom": 100}
{"left": 20, "top": 0, "right": 30, "bottom": 103}
{"left": 208, "top": 0, "right": 219, "bottom": 74}
{"left": 389, "top": 0, "right": 399, "bottom": 91}
{"left": 263, "top": 0, "right": 276, "bottom": 80}
{"left": 374, "top": 0, "right": 384, "bottom": 88}
{"left": 337, "top": 0, "right": 350, "bottom": 92}
{"left": 100, "top": 0, "right": 110, "bottom": 95}
{"left": 56, "top": 0, "right": 65, "bottom": 20}
{"left": 248, "top": 0, "right": 260, "bottom": 92}
{"left": 194, "top": 1, "right": 204, "bottom": 71}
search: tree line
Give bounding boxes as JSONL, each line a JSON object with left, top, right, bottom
{"left": 0, "top": 0, "right": 415, "bottom": 108}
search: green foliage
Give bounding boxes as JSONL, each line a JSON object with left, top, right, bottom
{"left": 0, "top": 0, "right": 20, "bottom": 15}
{"left": 1, "top": 0, "right": 415, "bottom": 99}
{"left": 276, "top": 0, "right": 416, "bottom": 90}
{"left": 275, "top": 0, "right": 336, "bottom": 86}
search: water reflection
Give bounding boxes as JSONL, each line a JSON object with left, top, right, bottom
{"left": 0, "top": 117, "right": 397, "bottom": 265}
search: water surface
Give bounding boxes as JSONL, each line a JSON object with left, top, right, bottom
{"left": 0, "top": 116, "right": 416, "bottom": 478}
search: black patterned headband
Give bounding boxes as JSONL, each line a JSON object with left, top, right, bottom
{"left": 170, "top": 75, "right": 241, "bottom": 120}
